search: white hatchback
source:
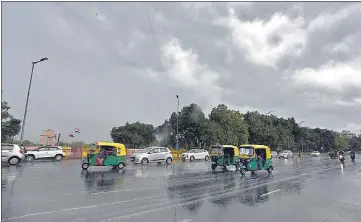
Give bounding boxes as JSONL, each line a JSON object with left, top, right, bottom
{"left": 180, "top": 149, "right": 210, "bottom": 162}
{"left": 1, "top": 144, "right": 25, "bottom": 165}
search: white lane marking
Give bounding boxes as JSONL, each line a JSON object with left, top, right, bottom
{"left": 259, "top": 189, "right": 281, "bottom": 197}
{"left": 91, "top": 188, "right": 137, "bottom": 195}
{"left": 304, "top": 178, "right": 314, "bottom": 182}
{"left": 2, "top": 165, "right": 340, "bottom": 221}
{"left": 180, "top": 219, "right": 192, "bottom": 222}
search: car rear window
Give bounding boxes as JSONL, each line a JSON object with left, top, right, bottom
{"left": 1, "top": 145, "right": 14, "bottom": 150}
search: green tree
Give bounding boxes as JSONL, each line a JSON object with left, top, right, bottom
{"left": 199, "top": 119, "right": 224, "bottom": 147}
{"left": 1, "top": 101, "right": 22, "bottom": 142}
{"left": 178, "top": 103, "right": 205, "bottom": 148}
{"left": 334, "top": 134, "right": 349, "bottom": 150}
{"left": 110, "top": 122, "right": 156, "bottom": 148}
{"left": 208, "top": 104, "right": 248, "bottom": 146}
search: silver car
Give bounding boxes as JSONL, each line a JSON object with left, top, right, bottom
{"left": 130, "top": 147, "right": 173, "bottom": 166}
{"left": 278, "top": 150, "right": 294, "bottom": 159}
{"left": 1, "top": 144, "right": 25, "bottom": 165}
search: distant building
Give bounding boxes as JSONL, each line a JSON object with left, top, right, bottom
{"left": 40, "top": 129, "right": 56, "bottom": 146}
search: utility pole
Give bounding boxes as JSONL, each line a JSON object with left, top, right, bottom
{"left": 176, "top": 95, "right": 179, "bottom": 150}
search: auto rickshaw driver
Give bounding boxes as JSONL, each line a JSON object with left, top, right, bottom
{"left": 96, "top": 146, "right": 116, "bottom": 166}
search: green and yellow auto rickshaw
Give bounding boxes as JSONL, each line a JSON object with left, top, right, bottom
{"left": 211, "top": 145, "right": 240, "bottom": 171}
{"left": 82, "top": 142, "right": 127, "bottom": 170}
{"left": 239, "top": 144, "right": 273, "bottom": 175}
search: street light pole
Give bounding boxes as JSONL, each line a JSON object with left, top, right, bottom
{"left": 19, "top": 57, "right": 48, "bottom": 144}
{"left": 298, "top": 121, "right": 305, "bottom": 153}
{"left": 176, "top": 95, "right": 179, "bottom": 150}
{"left": 265, "top": 111, "right": 273, "bottom": 147}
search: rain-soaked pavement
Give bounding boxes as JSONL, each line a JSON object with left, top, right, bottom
{"left": 1, "top": 155, "right": 361, "bottom": 222}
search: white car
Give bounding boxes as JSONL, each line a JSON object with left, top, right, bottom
{"left": 311, "top": 151, "right": 321, "bottom": 157}
{"left": 130, "top": 147, "right": 173, "bottom": 166}
{"left": 278, "top": 150, "right": 294, "bottom": 159}
{"left": 271, "top": 151, "right": 278, "bottom": 158}
{"left": 25, "top": 146, "right": 65, "bottom": 162}
{"left": 180, "top": 149, "right": 210, "bottom": 162}
{"left": 1, "top": 144, "right": 25, "bottom": 165}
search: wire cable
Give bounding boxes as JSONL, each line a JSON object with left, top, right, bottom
{"left": 144, "top": 3, "right": 167, "bottom": 84}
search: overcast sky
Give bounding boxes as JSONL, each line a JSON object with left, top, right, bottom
{"left": 2, "top": 2, "right": 361, "bottom": 143}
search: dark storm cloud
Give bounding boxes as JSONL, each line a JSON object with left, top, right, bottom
{"left": 2, "top": 2, "right": 361, "bottom": 142}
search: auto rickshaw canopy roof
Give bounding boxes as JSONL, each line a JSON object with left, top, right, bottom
{"left": 94, "top": 142, "right": 126, "bottom": 156}
{"left": 239, "top": 144, "right": 271, "bottom": 159}
{"left": 212, "top": 144, "right": 239, "bottom": 156}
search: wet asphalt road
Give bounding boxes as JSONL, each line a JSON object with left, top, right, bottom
{"left": 1, "top": 155, "right": 361, "bottom": 222}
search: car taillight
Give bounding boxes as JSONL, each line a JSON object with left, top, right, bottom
{"left": 19, "top": 149, "right": 23, "bottom": 154}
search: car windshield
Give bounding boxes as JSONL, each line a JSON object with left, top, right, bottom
{"left": 188, "top": 149, "right": 197, "bottom": 153}
{"left": 239, "top": 147, "right": 254, "bottom": 156}
{"left": 280, "top": 150, "right": 289, "bottom": 154}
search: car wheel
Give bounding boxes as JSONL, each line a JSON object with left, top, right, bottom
{"left": 55, "top": 154, "right": 63, "bottom": 161}
{"left": 205, "top": 155, "right": 209, "bottom": 161}
{"left": 82, "top": 163, "right": 89, "bottom": 170}
{"left": 190, "top": 156, "right": 195, "bottom": 162}
{"left": 166, "top": 157, "right": 172, "bottom": 165}
{"left": 141, "top": 158, "right": 149, "bottom": 166}
{"left": 8, "top": 157, "right": 20, "bottom": 165}
{"left": 26, "top": 155, "right": 35, "bottom": 162}
{"left": 117, "top": 162, "right": 125, "bottom": 169}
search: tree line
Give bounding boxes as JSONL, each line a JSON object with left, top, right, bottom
{"left": 111, "top": 103, "right": 361, "bottom": 152}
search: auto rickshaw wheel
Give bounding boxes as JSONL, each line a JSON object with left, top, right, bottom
{"left": 240, "top": 168, "right": 246, "bottom": 175}
{"left": 211, "top": 164, "right": 217, "bottom": 170}
{"left": 117, "top": 162, "right": 125, "bottom": 169}
{"left": 267, "top": 166, "right": 273, "bottom": 174}
{"left": 82, "top": 163, "right": 89, "bottom": 170}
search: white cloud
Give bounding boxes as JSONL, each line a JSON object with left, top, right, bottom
{"left": 308, "top": 5, "right": 361, "bottom": 32}
{"left": 147, "top": 38, "right": 223, "bottom": 109}
{"left": 214, "top": 8, "right": 307, "bottom": 68}
{"left": 330, "top": 34, "right": 356, "bottom": 54}
{"left": 291, "top": 57, "right": 361, "bottom": 91}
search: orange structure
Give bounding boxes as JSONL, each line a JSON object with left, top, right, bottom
{"left": 39, "top": 129, "right": 56, "bottom": 146}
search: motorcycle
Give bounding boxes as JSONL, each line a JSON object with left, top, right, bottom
{"left": 338, "top": 154, "right": 345, "bottom": 163}
{"left": 350, "top": 153, "right": 355, "bottom": 161}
